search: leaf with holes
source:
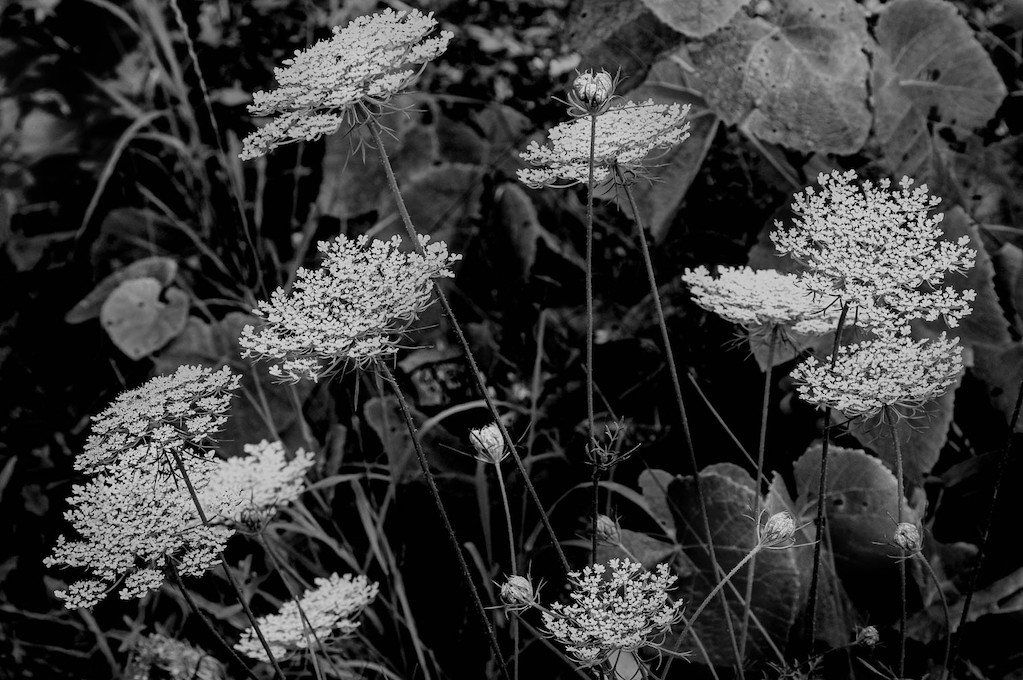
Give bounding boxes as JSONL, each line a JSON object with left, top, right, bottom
{"left": 100, "top": 278, "right": 188, "bottom": 360}
{"left": 640, "top": 0, "right": 750, "bottom": 37}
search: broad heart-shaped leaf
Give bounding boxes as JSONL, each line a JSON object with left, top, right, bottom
{"left": 153, "top": 312, "right": 313, "bottom": 457}
{"left": 566, "top": 0, "right": 684, "bottom": 77}
{"left": 637, "top": 468, "right": 676, "bottom": 537}
{"left": 611, "top": 52, "right": 720, "bottom": 242}
{"left": 972, "top": 343, "right": 1023, "bottom": 433}
{"left": 687, "top": 0, "right": 871, "bottom": 153}
{"left": 640, "top": 0, "right": 749, "bottom": 38}
{"left": 664, "top": 463, "right": 809, "bottom": 665}
{"left": 843, "top": 377, "right": 959, "bottom": 483}
{"left": 793, "top": 444, "right": 919, "bottom": 620}
{"left": 100, "top": 278, "right": 189, "bottom": 360}
{"left": 920, "top": 208, "right": 1012, "bottom": 348}
{"left": 66, "top": 256, "right": 178, "bottom": 324}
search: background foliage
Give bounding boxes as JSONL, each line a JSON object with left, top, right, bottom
{"left": 1, "top": 0, "right": 1022, "bottom": 678}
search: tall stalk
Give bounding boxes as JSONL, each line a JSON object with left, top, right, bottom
{"left": 586, "top": 112, "right": 599, "bottom": 567}
{"left": 805, "top": 303, "right": 850, "bottom": 652}
{"left": 492, "top": 461, "right": 520, "bottom": 680}
{"left": 945, "top": 378, "right": 1023, "bottom": 679}
{"left": 885, "top": 405, "right": 908, "bottom": 678}
{"left": 739, "top": 330, "right": 777, "bottom": 656}
{"left": 377, "top": 363, "right": 512, "bottom": 680}
{"left": 367, "top": 118, "right": 570, "bottom": 574}
{"left": 619, "top": 177, "right": 743, "bottom": 674}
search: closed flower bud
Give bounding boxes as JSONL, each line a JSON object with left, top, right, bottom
{"left": 760, "top": 511, "right": 796, "bottom": 547}
{"left": 500, "top": 575, "right": 535, "bottom": 610}
{"left": 595, "top": 514, "right": 620, "bottom": 545}
{"left": 469, "top": 423, "right": 508, "bottom": 464}
{"left": 573, "top": 70, "right": 614, "bottom": 110}
{"left": 856, "top": 625, "right": 879, "bottom": 647}
{"left": 894, "top": 522, "right": 922, "bottom": 552}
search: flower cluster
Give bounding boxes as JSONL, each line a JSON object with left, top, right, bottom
{"left": 791, "top": 334, "right": 962, "bottom": 418}
{"left": 518, "top": 100, "right": 690, "bottom": 188}
{"left": 240, "top": 9, "right": 452, "bottom": 160}
{"left": 771, "top": 171, "right": 976, "bottom": 336}
{"left": 542, "top": 559, "right": 683, "bottom": 668}
{"left": 77, "top": 365, "right": 240, "bottom": 475}
{"left": 212, "top": 440, "right": 315, "bottom": 529}
{"left": 240, "top": 234, "right": 461, "bottom": 382}
{"left": 682, "top": 266, "right": 844, "bottom": 335}
{"left": 128, "top": 634, "right": 224, "bottom": 680}
{"left": 236, "top": 573, "right": 379, "bottom": 661}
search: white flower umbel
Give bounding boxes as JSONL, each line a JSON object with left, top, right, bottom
{"left": 77, "top": 365, "right": 240, "bottom": 475}
{"left": 130, "top": 633, "right": 225, "bottom": 680}
{"left": 45, "top": 446, "right": 231, "bottom": 608}
{"left": 791, "top": 334, "right": 963, "bottom": 418}
{"left": 542, "top": 558, "right": 683, "bottom": 669}
{"left": 682, "top": 266, "right": 845, "bottom": 336}
{"left": 771, "top": 171, "right": 976, "bottom": 336}
{"left": 236, "top": 573, "right": 379, "bottom": 662}
{"left": 211, "top": 440, "right": 314, "bottom": 528}
{"left": 517, "top": 100, "right": 691, "bottom": 188}
{"left": 240, "top": 234, "right": 461, "bottom": 383}
{"left": 240, "top": 9, "right": 452, "bottom": 160}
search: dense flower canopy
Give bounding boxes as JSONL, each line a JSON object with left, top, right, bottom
{"left": 771, "top": 171, "right": 976, "bottom": 336}
{"left": 240, "top": 234, "right": 461, "bottom": 382}
{"left": 240, "top": 9, "right": 453, "bottom": 159}
{"left": 129, "top": 634, "right": 225, "bottom": 680}
{"left": 517, "top": 100, "right": 690, "bottom": 188}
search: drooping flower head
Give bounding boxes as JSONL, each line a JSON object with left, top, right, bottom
{"left": 240, "top": 234, "right": 461, "bottom": 383}
{"left": 770, "top": 171, "right": 976, "bottom": 336}
{"left": 128, "top": 634, "right": 225, "bottom": 680}
{"left": 241, "top": 9, "right": 453, "bottom": 160}
{"left": 78, "top": 365, "right": 240, "bottom": 475}
{"left": 518, "top": 100, "right": 690, "bottom": 189}
{"left": 541, "top": 558, "right": 684, "bottom": 669}
{"left": 235, "top": 573, "right": 379, "bottom": 662}
{"left": 791, "top": 333, "right": 962, "bottom": 418}
{"left": 468, "top": 422, "right": 508, "bottom": 464}
{"left": 682, "top": 266, "right": 846, "bottom": 336}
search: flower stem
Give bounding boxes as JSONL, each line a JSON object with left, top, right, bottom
{"left": 740, "top": 331, "right": 776, "bottom": 656}
{"left": 165, "top": 555, "right": 263, "bottom": 680}
{"left": 590, "top": 466, "right": 600, "bottom": 566}
{"left": 377, "top": 362, "right": 512, "bottom": 680}
{"left": 620, "top": 176, "right": 743, "bottom": 675}
{"left": 805, "top": 302, "right": 850, "bottom": 654}
{"left": 169, "top": 450, "right": 285, "bottom": 680}
{"left": 885, "top": 405, "right": 908, "bottom": 678}
{"left": 586, "top": 113, "right": 598, "bottom": 569}
{"left": 918, "top": 552, "right": 952, "bottom": 675}
{"left": 368, "top": 118, "right": 570, "bottom": 574}
{"left": 946, "top": 377, "right": 1023, "bottom": 679}
{"left": 679, "top": 545, "right": 763, "bottom": 639}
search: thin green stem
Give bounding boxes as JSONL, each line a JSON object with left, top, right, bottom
{"left": 591, "top": 467, "right": 601, "bottom": 565}
{"left": 806, "top": 303, "right": 850, "bottom": 653}
{"left": 946, "top": 378, "right": 1023, "bottom": 679}
{"left": 377, "top": 363, "right": 512, "bottom": 680}
{"left": 169, "top": 450, "right": 285, "bottom": 680}
{"left": 493, "top": 460, "right": 520, "bottom": 680}
{"left": 620, "top": 177, "right": 743, "bottom": 675}
{"left": 368, "top": 118, "right": 570, "bottom": 573}
{"left": 885, "top": 405, "right": 908, "bottom": 678}
{"left": 740, "top": 332, "right": 776, "bottom": 656}
{"left": 679, "top": 545, "right": 763, "bottom": 640}
{"left": 918, "top": 553, "right": 952, "bottom": 675}
{"left": 165, "top": 556, "right": 262, "bottom": 680}
{"left": 585, "top": 113, "right": 597, "bottom": 449}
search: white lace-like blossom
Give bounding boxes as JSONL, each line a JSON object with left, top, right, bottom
{"left": 791, "top": 334, "right": 963, "bottom": 418}
{"left": 211, "top": 440, "right": 315, "bottom": 528}
{"left": 78, "top": 365, "right": 240, "bottom": 475}
{"left": 240, "top": 9, "right": 452, "bottom": 160}
{"left": 240, "top": 234, "right": 461, "bottom": 383}
{"left": 542, "top": 559, "right": 683, "bottom": 668}
{"left": 236, "top": 573, "right": 379, "bottom": 661}
{"left": 682, "top": 266, "right": 845, "bottom": 335}
{"left": 129, "top": 634, "right": 225, "bottom": 680}
{"left": 771, "top": 171, "right": 976, "bottom": 336}
{"left": 518, "top": 100, "right": 691, "bottom": 188}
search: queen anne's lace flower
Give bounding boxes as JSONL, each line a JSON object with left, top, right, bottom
{"left": 78, "top": 365, "right": 240, "bottom": 475}
{"left": 240, "top": 9, "right": 452, "bottom": 160}
{"left": 128, "top": 634, "right": 225, "bottom": 680}
{"left": 240, "top": 234, "right": 461, "bottom": 382}
{"left": 791, "top": 334, "right": 962, "bottom": 418}
{"left": 518, "top": 100, "right": 691, "bottom": 188}
{"left": 542, "top": 559, "right": 683, "bottom": 668}
{"left": 682, "top": 266, "right": 845, "bottom": 335}
{"left": 236, "top": 573, "right": 379, "bottom": 661}
{"left": 212, "top": 440, "right": 315, "bottom": 528}
{"left": 771, "top": 171, "right": 976, "bottom": 336}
